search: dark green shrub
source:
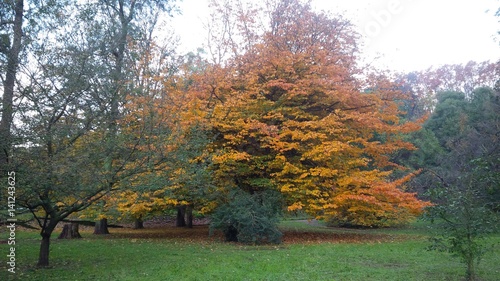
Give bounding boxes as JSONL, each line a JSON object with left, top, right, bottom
{"left": 209, "top": 189, "right": 283, "bottom": 244}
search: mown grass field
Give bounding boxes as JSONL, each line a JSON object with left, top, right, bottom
{"left": 1, "top": 220, "right": 499, "bottom": 281}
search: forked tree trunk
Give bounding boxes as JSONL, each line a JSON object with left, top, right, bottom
{"left": 176, "top": 205, "right": 186, "bottom": 227}
{"left": 93, "top": 218, "right": 110, "bottom": 234}
{"left": 37, "top": 219, "right": 60, "bottom": 267}
{"left": 186, "top": 204, "right": 193, "bottom": 228}
{"left": 38, "top": 233, "right": 51, "bottom": 266}
{"left": 133, "top": 217, "right": 144, "bottom": 229}
{"left": 58, "top": 223, "right": 82, "bottom": 239}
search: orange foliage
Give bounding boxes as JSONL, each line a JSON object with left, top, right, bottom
{"left": 198, "top": 0, "right": 430, "bottom": 227}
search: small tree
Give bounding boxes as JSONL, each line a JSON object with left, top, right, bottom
{"left": 425, "top": 159, "right": 499, "bottom": 281}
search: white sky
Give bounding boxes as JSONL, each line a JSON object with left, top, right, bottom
{"left": 172, "top": 0, "right": 500, "bottom": 73}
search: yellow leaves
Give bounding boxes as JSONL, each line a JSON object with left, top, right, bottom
{"left": 305, "top": 189, "right": 322, "bottom": 197}
{"left": 271, "top": 138, "right": 300, "bottom": 154}
{"left": 97, "top": 214, "right": 108, "bottom": 220}
{"left": 302, "top": 141, "right": 347, "bottom": 161}
{"left": 274, "top": 154, "right": 286, "bottom": 163}
{"left": 299, "top": 172, "right": 309, "bottom": 179}
{"left": 212, "top": 151, "right": 251, "bottom": 163}
{"left": 287, "top": 202, "right": 303, "bottom": 211}
{"left": 277, "top": 162, "right": 303, "bottom": 177}
{"left": 200, "top": 201, "right": 218, "bottom": 214}
{"left": 336, "top": 170, "right": 390, "bottom": 189}
{"left": 280, "top": 183, "right": 297, "bottom": 193}
{"left": 109, "top": 189, "right": 175, "bottom": 219}
{"left": 165, "top": 198, "right": 180, "bottom": 206}
{"left": 128, "top": 204, "right": 152, "bottom": 215}
{"left": 308, "top": 167, "right": 338, "bottom": 178}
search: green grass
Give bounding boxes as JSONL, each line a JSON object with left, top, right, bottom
{"left": 1, "top": 222, "right": 499, "bottom": 281}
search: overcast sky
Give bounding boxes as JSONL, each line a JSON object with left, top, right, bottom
{"left": 172, "top": 0, "right": 500, "bottom": 73}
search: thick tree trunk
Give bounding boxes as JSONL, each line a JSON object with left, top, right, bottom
{"left": 176, "top": 205, "right": 186, "bottom": 227}
{"left": 133, "top": 217, "right": 144, "bottom": 229}
{"left": 0, "top": 0, "right": 23, "bottom": 167}
{"left": 58, "top": 223, "right": 82, "bottom": 239}
{"left": 38, "top": 233, "right": 51, "bottom": 267}
{"left": 37, "top": 218, "right": 61, "bottom": 267}
{"left": 186, "top": 204, "right": 193, "bottom": 228}
{"left": 93, "top": 218, "right": 110, "bottom": 234}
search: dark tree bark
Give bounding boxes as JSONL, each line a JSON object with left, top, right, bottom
{"left": 0, "top": 0, "right": 23, "bottom": 167}
{"left": 93, "top": 218, "right": 110, "bottom": 234}
{"left": 37, "top": 219, "right": 58, "bottom": 267}
{"left": 58, "top": 223, "right": 82, "bottom": 239}
{"left": 133, "top": 217, "right": 144, "bottom": 229}
{"left": 38, "top": 233, "right": 51, "bottom": 267}
{"left": 224, "top": 225, "right": 239, "bottom": 242}
{"left": 176, "top": 205, "right": 186, "bottom": 227}
{"left": 186, "top": 204, "right": 194, "bottom": 228}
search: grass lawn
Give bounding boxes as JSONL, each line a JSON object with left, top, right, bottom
{"left": 1, "top": 220, "right": 499, "bottom": 281}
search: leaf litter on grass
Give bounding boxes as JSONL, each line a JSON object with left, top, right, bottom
{"left": 80, "top": 219, "right": 410, "bottom": 246}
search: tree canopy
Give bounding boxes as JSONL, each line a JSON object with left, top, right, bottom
{"left": 196, "top": 0, "right": 430, "bottom": 229}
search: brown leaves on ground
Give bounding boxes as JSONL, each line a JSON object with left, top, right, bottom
{"left": 108, "top": 225, "right": 221, "bottom": 242}
{"left": 86, "top": 224, "right": 401, "bottom": 245}
{"left": 282, "top": 229, "right": 396, "bottom": 244}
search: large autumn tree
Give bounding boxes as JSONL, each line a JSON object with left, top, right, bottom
{"left": 202, "top": 0, "right": 429, "bottom": 237}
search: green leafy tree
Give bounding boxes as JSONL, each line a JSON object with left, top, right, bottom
{"left": 424, "top": 91, "right": 468, "bottom": 149}
{"left": 12, "top": 0, "right": 179, "bottom": 266}
{"left": 418, "top": 87, "right": 500, "bottom": 280}
{"left": 425, "top": 158, "right": 499, "bottom": 281}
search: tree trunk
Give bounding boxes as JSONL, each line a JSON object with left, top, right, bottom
{"left": 133, "top": 217, "right": 144, "bottom": 229}
{"left": 58, "top": 223, "right": 82, "bottom": 239}
{"left": 176, "top": 205, "right": 186, "bottom": 227}
{"left": 93, "top": 218, "right": 110, "bottom": 234}
{"left": 224, "top": 225, "right": 239, "bottom": 242}
{"left": 186, "top": 204, "right": 193, "bottom": 228}
{"left": 465, "top": 250, "right": 476, "bottom": 281}
{"left": 38, "top": 233, "right": 51, "bottom": 267}
{"left": 0, "top": 0, "right": 23, "bottom": 167}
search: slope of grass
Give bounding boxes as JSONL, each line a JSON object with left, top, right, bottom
{"left": 0, "top": 222, "right": 499, "bottom": 281}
